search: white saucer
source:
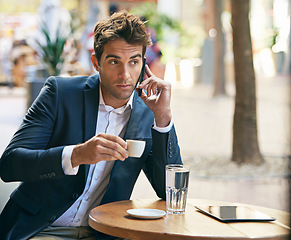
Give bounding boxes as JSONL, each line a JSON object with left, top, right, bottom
{"left": 126, "top": 209, "right": 166, "bottom": 219}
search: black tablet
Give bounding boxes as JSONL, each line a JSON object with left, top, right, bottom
{"left": 195, "top": 205, "right": 276, "bottom": 222}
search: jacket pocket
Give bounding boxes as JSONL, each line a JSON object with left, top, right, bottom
{"left": 10, "top": 188, "right": 41, "bottom": 215}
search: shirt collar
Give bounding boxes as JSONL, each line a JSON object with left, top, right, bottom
{"left": 99, "top": 85, "right": 134, "bottom": 114}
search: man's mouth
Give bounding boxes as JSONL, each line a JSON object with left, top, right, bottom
{"left": 117, "top": 84, "right": 132, "bottom": 89}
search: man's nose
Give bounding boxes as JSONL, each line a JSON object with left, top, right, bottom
{"left": 119, "top": 65, "right": 130, "bottom": 80}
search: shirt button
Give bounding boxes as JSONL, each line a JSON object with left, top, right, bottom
{"left": 75, "top": 219, "right": 80, "bottom": 223}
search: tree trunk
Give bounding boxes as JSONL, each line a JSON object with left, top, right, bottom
{"left": 231, "top": 0, "right": 264, "bottom": 165}
{"left": 213, "top": 0, "right": 227, "bottom": 97}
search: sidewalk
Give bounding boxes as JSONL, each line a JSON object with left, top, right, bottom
{"left": 0, "top": 74, "right": 290, "bottom": 211}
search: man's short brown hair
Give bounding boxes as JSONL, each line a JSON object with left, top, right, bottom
{"left": 93, "top": 10, "right": 152, "bottom": 64}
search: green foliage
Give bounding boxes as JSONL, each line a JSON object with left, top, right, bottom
{"left": 130, "top": 2, "right": 205, "bottom": 61}
{"left": 173, "top": 23, "right": 205, "bottom": 59}
{"left": 265, "top": 27, "right": 279, "bottom": 49}
{"left": 130, "top": 2, "right": 181, "bottom": 42}
{"left": 35, "top": 22, "right": 68, "bottom": 76}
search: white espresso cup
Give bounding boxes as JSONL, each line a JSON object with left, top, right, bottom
{"left": 126, "top": 139, "right": 146, "bottom": 158}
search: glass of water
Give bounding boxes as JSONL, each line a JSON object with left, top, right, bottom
{"left": 166, "top": 164, "right": 190, "bottom": 214}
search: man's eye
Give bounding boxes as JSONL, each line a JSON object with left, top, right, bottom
{"left": 130, "top": 60, "right": 138, "bottom": 65}
{"left": 109, "top": 60, "right": 118, "bottom": 65}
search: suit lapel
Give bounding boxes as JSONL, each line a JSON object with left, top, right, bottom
{"left": 84, "top": 89, "right": 99, "bottom": 141}
{"left": 110, "top": 94, "right": 145, "bottom": 174}
{"left": 123, "top": 94, "right": 145, "bottom": 139}
{"left": 83, "top": 75, "right": 100, "bottom": 141}
{"left": 83, "top": 75, "right": 100, "bottom": 178}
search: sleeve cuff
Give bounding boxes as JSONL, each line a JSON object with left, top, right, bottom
{"left": 153, "top": 119, "right": 173, "bottom": 133}
{"left": 62, "top": 145, "right": 79, "bottom": 175}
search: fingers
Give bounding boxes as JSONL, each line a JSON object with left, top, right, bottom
{"left": 98, "top": 133, "right": 127, "bottom": 148}
{"left": 136, "top": 87, "right": 151, "bottom": 103}
{"left": 146, "top": 81, "right": 158, "bottom": 97}
{"left": 138, "top": 77, "right": 166, "bottom": 99}
{"left": 144, "top": 64, "right": 153, "bottom": 78}
{"left": 136, "top": 65, "right": 172, "bottom": 127}
{"left": 72, "top": 133, "right": 129, "bottom": 167}
{"left": 94, "top": 133, "right": 128, "bottom": 161}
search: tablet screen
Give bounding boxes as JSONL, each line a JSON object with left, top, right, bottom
{"left": 195, "top": 205, "right": 276, "bottom": 222}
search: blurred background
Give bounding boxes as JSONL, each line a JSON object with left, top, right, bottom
{"left": 0, "top": 0, "right": 290, "bottom": 213}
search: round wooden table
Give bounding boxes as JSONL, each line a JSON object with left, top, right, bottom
{"left": 89, "top": 199, "right": 290, "bottom": 240}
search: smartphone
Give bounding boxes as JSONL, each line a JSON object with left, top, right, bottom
{"left": 138, "top": 57, "right": 146, "bottom": 96}
{"left": 195, "top": 205, "right": 276, "bottom": 222}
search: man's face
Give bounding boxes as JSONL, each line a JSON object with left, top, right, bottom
{"left": 91, "top": 38, "right": 143, "bottom": 108}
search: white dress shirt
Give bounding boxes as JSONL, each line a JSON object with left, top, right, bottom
{"left": 52, "top": 87, "right": 172, "bottom": 226}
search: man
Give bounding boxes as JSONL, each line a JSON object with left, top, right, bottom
{"left": 0, "top": 11, "right": 181, "bottom": 240}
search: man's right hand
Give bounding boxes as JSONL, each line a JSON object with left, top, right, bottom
{"left": 71, "top": 133, "right": 128, "bottom": 168}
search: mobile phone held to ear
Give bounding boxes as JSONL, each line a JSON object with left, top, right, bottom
{"left": 138, "top": 57, "right": 146, "bottom": 96}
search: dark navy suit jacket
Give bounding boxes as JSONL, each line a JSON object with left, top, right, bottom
{"left": 0, "top": 74, "right": 181, "bottom": 240}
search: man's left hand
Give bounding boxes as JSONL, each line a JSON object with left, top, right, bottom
{"left": 137, "top": 65, "right": 172, "bottom": 128}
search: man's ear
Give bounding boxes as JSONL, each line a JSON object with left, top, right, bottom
{"left": 91, "top": 54, "right": 99, "bottom": 71}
